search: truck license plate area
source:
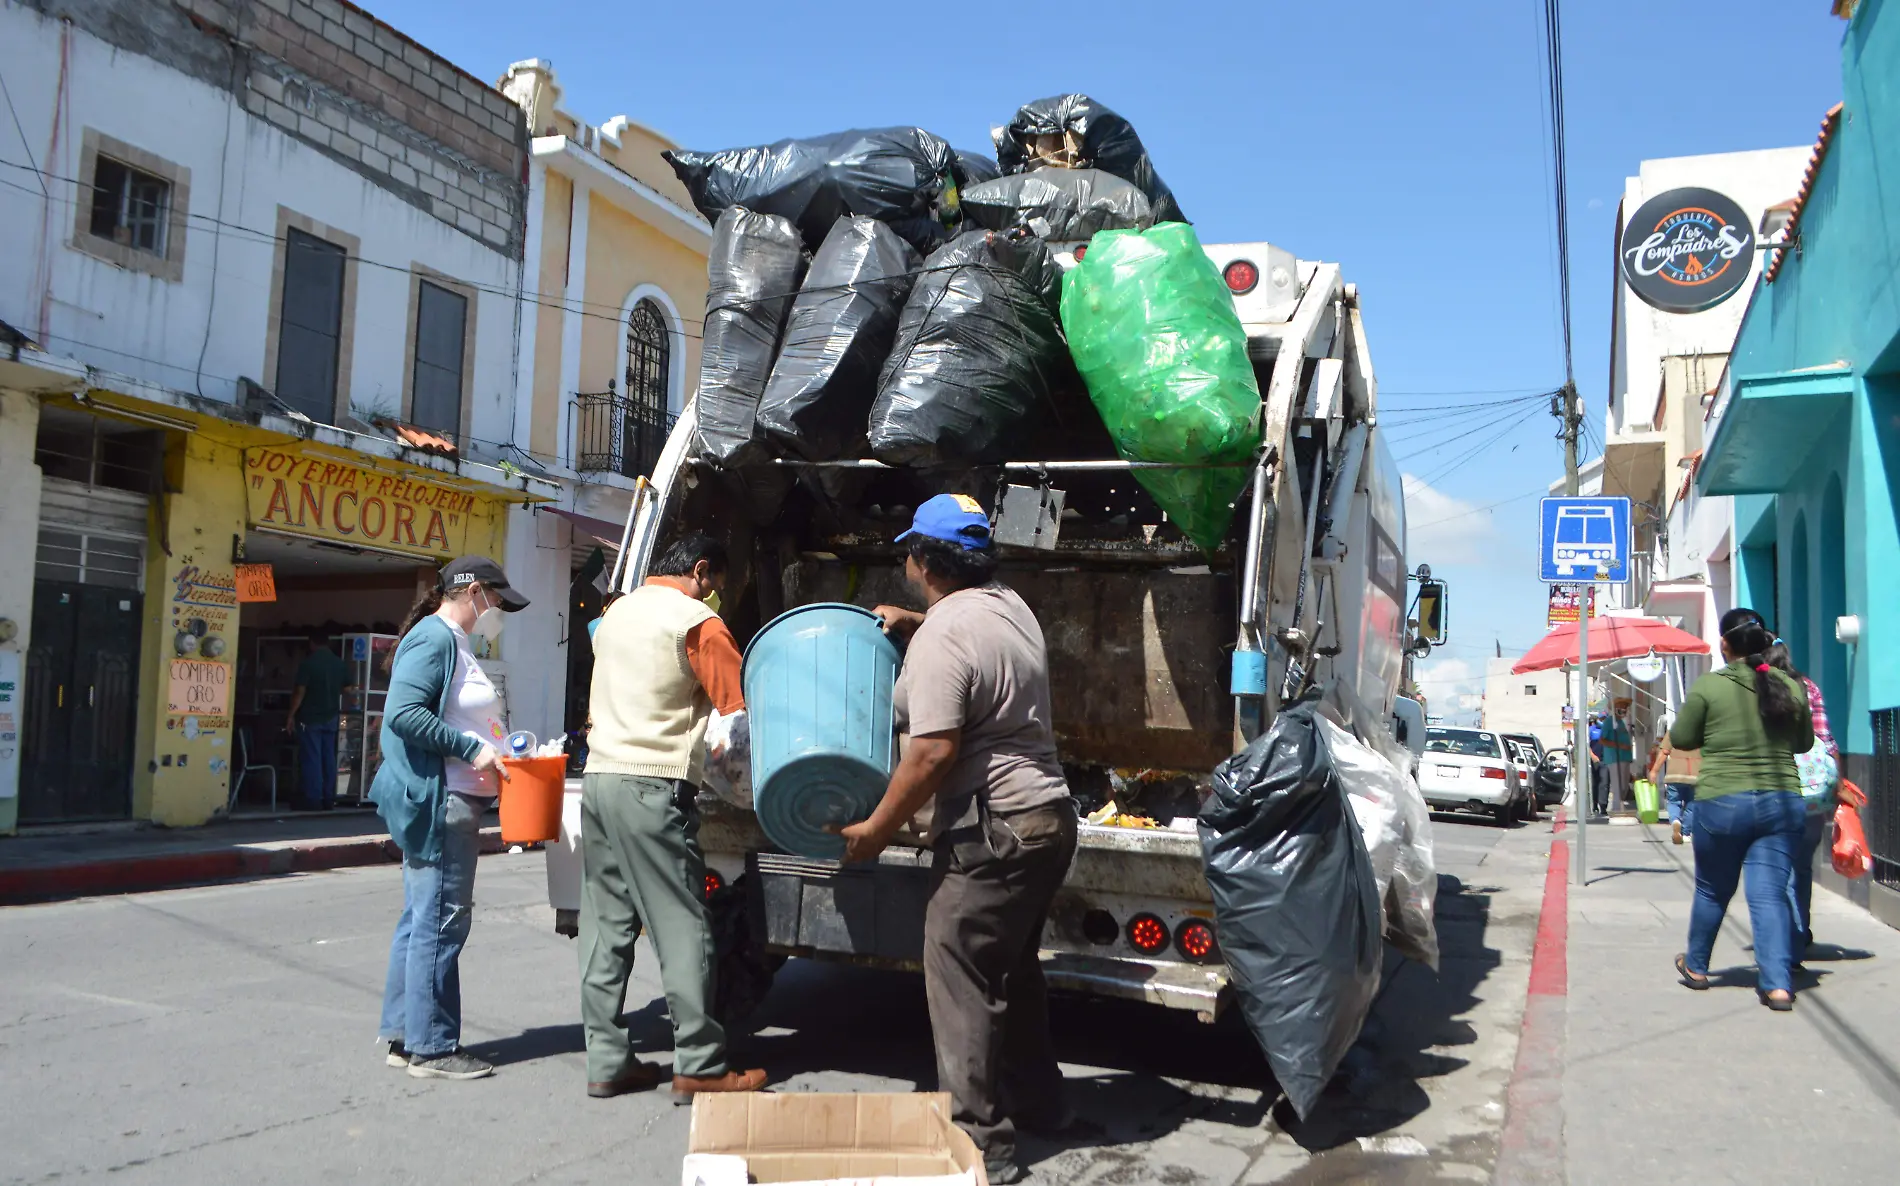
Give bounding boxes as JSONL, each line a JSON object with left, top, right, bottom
{"left": 751, "top": 852, "right": 931, "bottom": 963}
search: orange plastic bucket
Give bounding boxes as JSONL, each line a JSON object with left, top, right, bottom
{"left": 498, "top": 755, "right": 565, "bottom": 844}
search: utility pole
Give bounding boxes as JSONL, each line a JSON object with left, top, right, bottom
{"left": 1557, "top": 379, "right": 1582, "bottom": 496}
{"left": 1552, "top": 377, "right": 1590, "bottom": 884}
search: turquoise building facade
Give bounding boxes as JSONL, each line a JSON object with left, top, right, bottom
{"left": 1703, "top": 0, "right": 1900, "bottom": 915}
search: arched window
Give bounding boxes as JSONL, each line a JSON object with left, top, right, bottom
{"left": 625, "top": 299, "right": 670, "bottom": 413}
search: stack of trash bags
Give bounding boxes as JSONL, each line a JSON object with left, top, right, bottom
{"left": 676, "top": 93, "right": 1262, "bottom": 551}
{"left": 1198, "top": 688, "right": 1438, "bottom": 1120}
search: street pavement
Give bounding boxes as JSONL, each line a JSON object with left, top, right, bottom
{"left": 1, "top": 814, "right": 1551, "bottom": 1185}
{"left": 1564, "top": 815, "right": 1900, "bottom": 1185}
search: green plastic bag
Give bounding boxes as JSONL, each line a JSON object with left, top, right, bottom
{"left": 1060, "top": 223, "right": 1261, "bottom": 551}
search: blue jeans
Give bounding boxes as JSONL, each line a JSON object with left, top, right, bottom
{"left": 298, "top": 720, "right": 340, "bottom": 807}
{"left": 1686, "top": 790, "right": 1805, "bottom": 994}
{"left": 1789, "top": 811, "right": 1828, "bottom": 953}
{"left": 1663, "top": 782, "right": 1697, "bottom": 835}
{"left": 378, "top": 793, "right": 482, "bottom": 1058}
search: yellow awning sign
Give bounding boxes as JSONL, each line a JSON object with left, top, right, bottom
{"left": 243, "top": 446, "right": 505, "bottom": 559}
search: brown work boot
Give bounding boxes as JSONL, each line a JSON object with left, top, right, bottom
{"left": 670, "top": 1067, "right": 767, "bottom": 1105}
{"left": 587, "top": 1060, "right": 664, "bottom": 1098}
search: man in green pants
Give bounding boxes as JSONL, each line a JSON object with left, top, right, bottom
{"left": 578, "top": 533, "right": 766, "bottom": 1102}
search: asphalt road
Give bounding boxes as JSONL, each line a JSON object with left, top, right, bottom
{"left": 0, "top": 812, "right": 1553, "bottom": 1185}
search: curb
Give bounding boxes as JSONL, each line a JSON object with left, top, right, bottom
{"left": 0, "top": 827, "right": 507, "bottom": 906}
{"left": 1493, "top": 808, "right": 1570, "bottom": 1185}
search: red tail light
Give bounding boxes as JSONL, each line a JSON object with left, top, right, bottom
{"left": 1126, "top": 913, "right": 1169, "bottom": 955}
{"left": 1481, "top": 767, "right": 1508, "bottom": 780}
{"left": 1174, "top": 919, "right": 1219, "bottom": 964}
{"left": 1223, "top": 259, "right": 1259, "bottom": 294}
{"left": 703, "top": 871, "right": 724, "bottom": 899}
{"left": 1073, "top": 243, "right": 1089, "bottom": 261}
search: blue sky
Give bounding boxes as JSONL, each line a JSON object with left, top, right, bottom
{"left": 370, "top": 0, "right": 1848, "bottom": 716}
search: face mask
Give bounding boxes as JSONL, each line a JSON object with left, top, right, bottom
{"left": 472, "top": 589, "right": 505, "bottom": 642}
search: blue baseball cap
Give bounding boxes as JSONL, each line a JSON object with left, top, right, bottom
{"left": 894, "top": 493, "right": 993, "bottom": 551}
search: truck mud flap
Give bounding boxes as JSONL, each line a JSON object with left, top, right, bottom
{"left": 750, "top": 850, "right": 932, "bottom": 963}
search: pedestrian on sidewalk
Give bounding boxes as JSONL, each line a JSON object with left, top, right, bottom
{"left": 579, "top": 533, "right": 765, "bottom": 1103}
{"left": 1603, "top": 699, "right": 1634, "bottom": 811}
{"left": 371, "top": 556, "right": 529, "bottom": 1081}
{"left": 1647, "top": 730, "right": 1700, "bottom": 845}
{"left": 1671, "top": 608, "right": 1814, "bottom": 1011}
{"left": 1588, "top": 714, "right": 1608, "bottom": 816}
{"left": 1764, "top": 642, "right": 1841, "bottom": 961}
{"left": 838, "top": 495, "right": 1079, "bottom": 1186}
{"left": 285, "top": 630, "right": 355, "bottom": 810}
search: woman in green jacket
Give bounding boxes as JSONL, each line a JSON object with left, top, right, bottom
{"left": 372, "top": 556, "right": 528, "bottom": 1079}
{"left": 1672, "top": 608, "right": 1814, "bottom": 1011}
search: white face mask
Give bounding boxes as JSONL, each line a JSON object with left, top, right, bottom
{"left": 472, "top": 588, "right": 505, "bottom": 642}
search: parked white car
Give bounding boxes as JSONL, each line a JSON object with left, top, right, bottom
{"left": 1418, "top": 727, "right": 1528, "bottom": 825}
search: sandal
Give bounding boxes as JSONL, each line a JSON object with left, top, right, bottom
{"left": 1758, "top": 990, "right": 1794, "bottom": 1012}
{"left": 1675, "top": 953, "right": 1710, "bottom": 990}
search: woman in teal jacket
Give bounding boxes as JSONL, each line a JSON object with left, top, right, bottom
{"left": 371, "top": 556, "right": 528, "bottom": 1080}
{"left": 1671, "top": 608, "right": 1813, "bottom": 1011}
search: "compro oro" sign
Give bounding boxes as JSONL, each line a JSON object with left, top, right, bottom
{"left": 1618, "top": 186, "right": 1755, "bottom": 314}
{"left": 243, "top": 447, "right": 498, "bottom": 559}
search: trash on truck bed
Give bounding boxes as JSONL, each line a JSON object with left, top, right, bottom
{"left": 992, "top": 93, "right": 1185, "bottom": 224}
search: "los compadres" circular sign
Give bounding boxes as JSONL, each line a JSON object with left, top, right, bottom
{"left": 1618, "top": 187, "right": 1755, "bottom": 314}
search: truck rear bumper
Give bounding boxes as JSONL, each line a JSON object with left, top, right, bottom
{"left": 1042, "top": 952, "right": 1230, "bottom": 1022}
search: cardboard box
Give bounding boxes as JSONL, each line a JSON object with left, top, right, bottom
{"left": 685, "top": 1092, "right": 988, "bottom": 1186}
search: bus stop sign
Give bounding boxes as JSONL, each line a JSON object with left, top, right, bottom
{"left": 1539, "top": 496, "right": 1631, "bottom": 583}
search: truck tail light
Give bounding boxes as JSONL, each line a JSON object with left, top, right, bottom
{"left": 1223, "top": 259, "right": 1259, "bottom": 294}
{"left": 1126, "top": 913, "right": 1169, "bottom": 955}
{"left": 704, "top": 870, "right": 725, "bottom": 899}
{"left": 1481, "top": 767, "right": 1507, "bottom": 780}
{"left": 1174, "top": 919, "right": 1219, "bottom": 964}
{"left": 1072, "top": 243, "right": 1089, "bottom": 261}
{"left": 1082, "top": 909, "right": 1118, "bottom": 945}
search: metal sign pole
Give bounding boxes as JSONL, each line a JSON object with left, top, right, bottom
{"left": 1575, "top": 582, "right": 1590, "bottom": 886}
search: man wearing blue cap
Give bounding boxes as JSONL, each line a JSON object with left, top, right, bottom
{"left": 836, "top": 493, "right": 1078, "bottom": 1184}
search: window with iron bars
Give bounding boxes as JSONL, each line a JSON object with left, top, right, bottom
{"left": 573, "top": 299, "right": 675, "bottom": 478}
{"left": 1870, "top": 708, "right": 1900, "bottom": 892}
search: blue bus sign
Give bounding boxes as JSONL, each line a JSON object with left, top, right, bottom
{"left": 1539, "top": 496, "right": 1631, "bottom": 583}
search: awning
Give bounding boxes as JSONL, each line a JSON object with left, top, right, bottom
{"left": 539, "top": 506, "right": 628, "bottom": 550}
{"left": 1700, "top": 368, "right": 1854, "bottom": 495}
{"left": 1599, "top": 430, "right": 1666, "bottom": 515}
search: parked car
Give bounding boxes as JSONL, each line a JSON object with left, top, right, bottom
{"left": 1533, "top": 746, "right": 1570, "bottom": 807}
{"left": 1418, "top": 727, "right": 1529, "bottom": 825}
{"left": 1503, "top": 738, "right": 1541, "bottom": 818}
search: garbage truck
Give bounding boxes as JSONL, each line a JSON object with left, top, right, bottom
{"left": 545, "top": 238, "right": 1428, "bottom": 1024}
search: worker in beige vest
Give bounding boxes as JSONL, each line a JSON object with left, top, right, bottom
{"left": 579, "top": 533, "right": 766, "bottom": 1103}
{"left": 1648, "top": 729, "right": 1701, "bottom": 846}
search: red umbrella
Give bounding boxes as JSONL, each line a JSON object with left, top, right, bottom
{"left": 1511, "top": 615, "right": 1710, "bottom": 673}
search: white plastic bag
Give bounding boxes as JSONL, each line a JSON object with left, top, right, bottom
{"left": 703, "top": 708, "right": 754, "bottom": 810}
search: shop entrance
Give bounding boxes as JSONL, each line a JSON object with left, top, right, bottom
{"left": 231, "top": 531, "right": 430, "bottom": 810}
{"left": 21, "top": 582, "right": 142, "bottom": 822}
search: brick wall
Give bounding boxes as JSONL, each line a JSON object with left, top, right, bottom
{"left": 51, "top": 0, "right": 528, "bottom": 258}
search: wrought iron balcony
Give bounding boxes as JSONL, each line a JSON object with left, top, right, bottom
{"left": 573, "top": 386, "right": 675, "bottom": 479}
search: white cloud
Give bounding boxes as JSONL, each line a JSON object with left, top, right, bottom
{"left": 1402, "top": 473, "right": 1502, "bottom": 566}
{"left": 1412, "top": 655, "right": 1486, "bottom": 723}
{"left": 1587, "top": 197, "right": 1604, "bottom": 211}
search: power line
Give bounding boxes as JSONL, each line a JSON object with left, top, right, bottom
{"left": 0, "top": 71, "right": 46, "bottom": 197}
{"left": 1408, "top": 487, "right": 1545, "bottom": 531}
{"left": 1415, "top": 404, "right": 1546, "bottom": 487}
{"left": 1540, "top": 0, "right": 1574, "bottom": 386}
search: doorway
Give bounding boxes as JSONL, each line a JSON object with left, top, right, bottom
{"left": 21, "top": 582, "right": 142, "bottom": 821}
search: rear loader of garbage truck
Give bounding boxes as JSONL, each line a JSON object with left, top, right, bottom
{"left": 548, "top": 242, "right": 1414, "bottom": 1023}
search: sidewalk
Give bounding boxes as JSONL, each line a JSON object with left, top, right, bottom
{"left": 0, "top": 809, "right": 505, "bottom": 905}
{"left": 1561, "top": 812, "right": 1900, "bottom": 1183}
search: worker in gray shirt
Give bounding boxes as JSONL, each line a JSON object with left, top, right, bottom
{"left": 837, "top": 494, "right": 1078, "bottom": 1185}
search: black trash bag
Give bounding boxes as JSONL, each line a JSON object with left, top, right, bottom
{"left": 757, "top": 217, "right": 922, "bottom": 461}
{"left": 954, "top": 148, "right": 1002, "bottom": 186}
{"left": 696, "top": 207, "right": 807, "bottom": 467}
{"left": 961, "top": 168, "right": 1154, "bottom": 241}
{"left": 1198, "top": 698, "right": 1382, "bottom": 1120}
{"left": 665, "top": 128, "right": 958, "bottom": 253}
{"left": 869, "top": 229, "right": 1071, "bottom": 467}
{"left": 992, "top": 94, "right": 1185, "bottom": 225}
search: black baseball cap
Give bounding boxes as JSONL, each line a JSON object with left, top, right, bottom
{"left": 439, "top": 555, "right": 530, "bottom": 611}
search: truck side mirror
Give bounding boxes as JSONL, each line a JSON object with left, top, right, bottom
{"left": 1414, "top": 579, "right": 1449, "bottom": 645}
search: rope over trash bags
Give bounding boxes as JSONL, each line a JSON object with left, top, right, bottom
{"left": 868, "top": 229, "right": 1071, "bottom": 468}
{"left": 1060, "top": 223, "right": 1261, "bottom": 552}
{"left": 992, "top": 94, "right": 1185, "bottom": 225}
{"left": 1198, "top": 698, "right": 1383, "bottom": 1121}
{"left": 756, "top": 216, "right": 921, "bottom": 462}
{"left": 664, "top": 128, "right": 961, "bottom": 255}
{"left": 695, "top": 207, "right": 807, "bottom": 467}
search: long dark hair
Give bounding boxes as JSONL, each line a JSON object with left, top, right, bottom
{"left": 1719, "top": 607, "right": 1804, "bottom": 731}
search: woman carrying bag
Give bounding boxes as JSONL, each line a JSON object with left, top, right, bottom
{"left": 1764, "top": 641, "right": 1841, "bottom": 961}
{"left": 371, "top": 556, "right": 529, "bottom": 1080}
{"left": 1671, "top": 608, "right": 1813, "bottom": 1011}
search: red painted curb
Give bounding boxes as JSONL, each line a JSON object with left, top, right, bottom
{"left": 0, "top": 828, "right": 506, "bottom": 906}
{"left": 1493, "top": 814, "right": 1571, "bottom": 1184}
